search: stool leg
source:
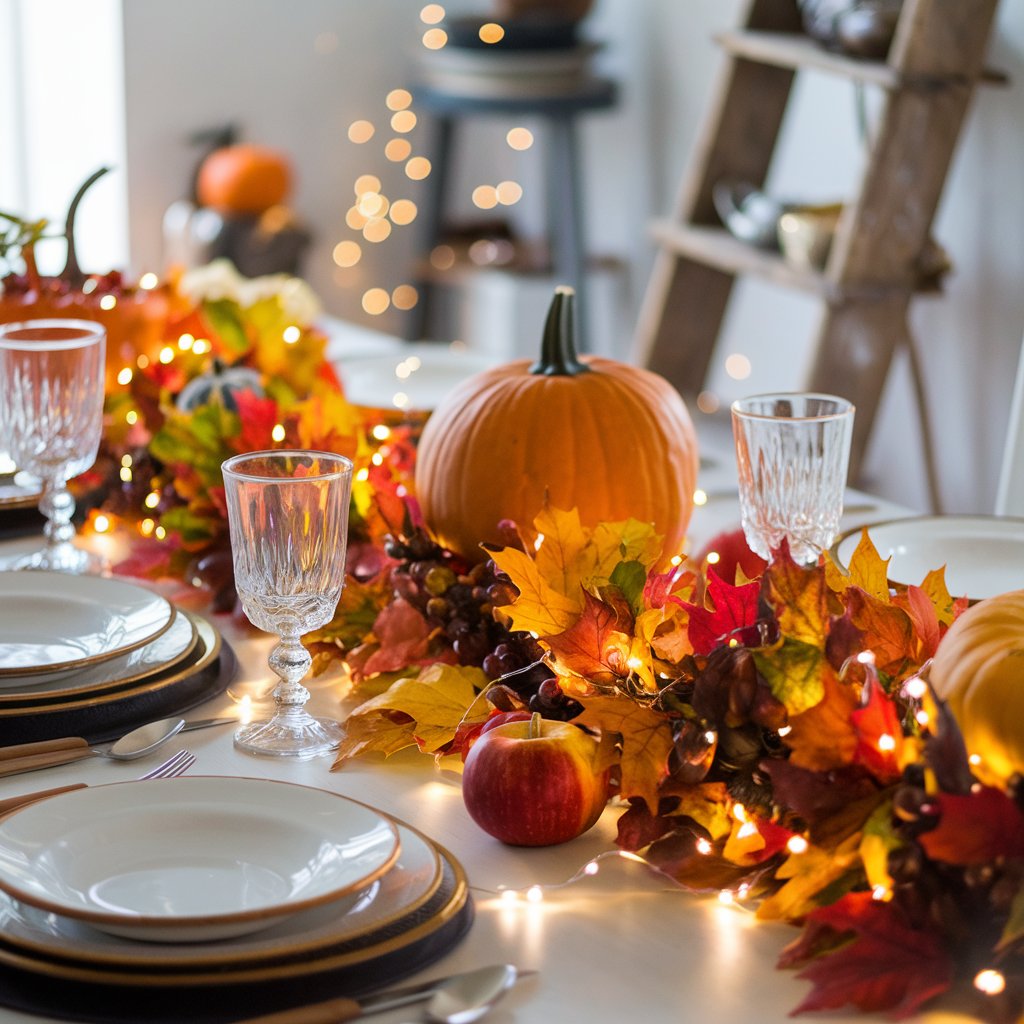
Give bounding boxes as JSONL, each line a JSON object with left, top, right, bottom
{"left": 545, "top": 115, "right": 589, "bottom": 350}
{"left": 407, "top": 113, "right": 455, "bottom": 341}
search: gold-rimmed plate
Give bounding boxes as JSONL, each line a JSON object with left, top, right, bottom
{"left": 0, "top": 811, "right": 443, "bottom": 977}
{"left": 0, "top": 779, "right": 401, "bottom": 944}
{"left": 830, "top": 514, "right": 1024, "bottom": 603}
{"left": 0, "top": 608, "right": 198, "bottom": 703}
{"left": 0, "top": 475, "right": 41, "bottom": 510}
{"left": 0, "top": 573, "right": 174, "bottom": 676}
{"left": 0, "top": 613, "right": 220, "bottom": 719}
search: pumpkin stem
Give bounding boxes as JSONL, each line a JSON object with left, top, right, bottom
{"left": 59, "top": 166, "right": 111, "bottom": 288}
{"left": 530, "top": 286, "right": 590, "bottom": 377}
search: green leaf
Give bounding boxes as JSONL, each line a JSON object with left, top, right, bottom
{"left": 754, "top": 638, "right": 825, "bottom": 716}
{"left": 202, "top": 299, "right": 250, "bottom": 354}
{"left": 610, "top": 559, "right": 647, "bottom": 616}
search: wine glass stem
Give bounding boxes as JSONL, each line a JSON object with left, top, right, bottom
{"left": 39, "top": 474, "right": 76, "bottom": 553}
{"left": 269, "top": 635, "right": 312, "bottom": 710}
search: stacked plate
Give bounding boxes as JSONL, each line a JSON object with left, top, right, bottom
{"left": 0, "top": 572, "right": 235, "bottom": 744}
{"left": 0, "top": 777, "right": 472, "bottom": 1023}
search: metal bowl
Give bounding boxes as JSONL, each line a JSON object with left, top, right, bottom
{"left": 712, "top": 181, "right": 788, "bottom": 249}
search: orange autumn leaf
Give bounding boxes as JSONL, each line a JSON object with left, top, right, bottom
{"left": 845, "top": 587, "right": 916, "bottom": 676}
{"left": 291, "top": 390, "right": 361, "bottom": 459}
{"left": 899, "top": 584, "right": 941, "bottom": 661}
{"left": 574, "top": 693, "right": 675, "bottom": 815}
{"left": 784, "top": 663, "right": 859, "bottom": 771}
{"left": 850, "top": 674, "right": 905, "bottom": 784}
{"left": 546, "top": 590, "right": 632, "bottom": 684}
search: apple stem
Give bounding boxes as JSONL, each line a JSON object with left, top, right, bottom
{"left": 529, "top": 711, "right": 542, "bottom": 739}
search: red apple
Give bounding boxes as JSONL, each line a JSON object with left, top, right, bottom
{"left": 461, "top": 713, "right": 611, "bottom": 847}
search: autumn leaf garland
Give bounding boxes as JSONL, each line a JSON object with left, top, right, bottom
{"left": 333, "top": 505, "right": 1024, "bottom": 1021}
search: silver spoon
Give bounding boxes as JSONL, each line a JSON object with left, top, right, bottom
{"left": 0, "top": 717, "right": 234, "bottom": 777}
{"left": 409, "top": 964, "right": 520, "bottom": 1024}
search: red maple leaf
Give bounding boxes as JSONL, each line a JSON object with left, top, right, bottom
{"left": 783, "top": 892, "right": 952, "bottom": 1018}
{"left": 234, "top": 390, "right": 280, "bottom": 453}
{"left": 676, "top": 572, "right": 761, "bottom": 655}
{"left": 918, "top": 786, "right": 1024, "bottom": 865}
{"left": 850, "top": 674, "right": 904, "bottom": 784}
{"left": 694, "top": 526, "right": 768, "bottom": 583}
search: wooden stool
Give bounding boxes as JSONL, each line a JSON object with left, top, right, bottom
{"left": 407, "top": 76, "right": 617, "bottom": 348}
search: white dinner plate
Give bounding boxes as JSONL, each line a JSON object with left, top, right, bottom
{"left": 0, "top": 816, "right": 442, "bottom": 976}
{"left": 0, "top": 607, "right": 197, "bottom": 700}
{"left": 831, "top": 514, "right": 1024, "bottom": 601}
{"left": 337, "top": 345, "right": 499, "bottom": 412}
{"left": 0, "top": 612, "right": 219, "bottom": 719}
{"left": 0, "top": 777, "right": 401, "bottom": 942}
{"left": 0, "top": 573, "right": 175, "bottom": 675}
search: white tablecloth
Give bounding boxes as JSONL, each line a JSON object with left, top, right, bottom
{"left": 2, "top": 451, "right": 975, "bottom": 1024}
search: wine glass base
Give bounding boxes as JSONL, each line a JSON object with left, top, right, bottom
{"left": 7, "top": 544, "right": 105, "bottom": 575}
{"left": 234, "top": 714, "right": 344, "bottom": 760}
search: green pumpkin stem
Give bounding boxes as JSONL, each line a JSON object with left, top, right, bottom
{"left": 530, "top": 286, "right": 590, "bottom": 377}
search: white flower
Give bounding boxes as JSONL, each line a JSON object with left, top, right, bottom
{"left": 179, "top": 259, "right": 244, "bottom": 304}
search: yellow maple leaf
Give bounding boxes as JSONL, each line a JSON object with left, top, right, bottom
{"left": 918, "top": 566, "right": 958, "bottom": 626}
{"left": 667, "top": 781, "right": 733, "bottom": 840}
{"left": 826, "top": 529, "right": 891, "bottom": 602}
{"left": 489, "top": 544, "right": 582, "bottom": 636}
{"left": 756, "top": 832, "right": 862, "bottom": 922}
{"left": 331, "top": 663, "right": 489, "bottom": 767}
{"left": 292, "top": 390, "right": 362, "bottom": 459}
{"left": 532, "top": 506, "right": 591, "bottom": 599}
{"left": 589, "top": 518, "right": 663, "bottom": 581}
{"left": 573, "top": 693, "right": 675, "bottom": 815}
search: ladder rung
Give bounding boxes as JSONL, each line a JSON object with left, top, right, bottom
{"left": 649, "top": 220, "right": 825, "bottom": 294}
{"left": 714, "top": 30, "right": 997, "bottom": 90}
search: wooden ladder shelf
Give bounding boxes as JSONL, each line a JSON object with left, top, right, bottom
{"left": 631, "top": 0, "right": 1001, "bottom": 489}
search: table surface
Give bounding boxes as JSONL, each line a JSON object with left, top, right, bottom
{"left": 0, "top": 445, "right": 978, "bottom": 1024}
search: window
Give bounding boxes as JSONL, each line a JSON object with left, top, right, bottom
{"left": 0, "top": 0, "right": 128, "bottom": 277}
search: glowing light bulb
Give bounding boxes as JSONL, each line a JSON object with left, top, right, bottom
{"left": 786, "top": 835, "right": 809, "bottom": 854}
{"left": 116, "top": 367, "right": 133, "bottom": 385}
{"left": 271, "top": 424, "right": 286, "bottom": 443}
{"left": 372, "top": 424, "right": 391, "bottom": 442}
{"left": 693, "top": 488, "right": 708, "bottom": 506}
{"left": 695, "top": 838, "right": 712, "bottom": 855}
{"left": 974, "top": 969, "right": 1006, "bottom": 995}
{"left": 877, "top": 734, "right": 896, "bottom": 752}
{"left": 93, "top": 515, "right": 110, "bottom": 533}
{"left": 139, "top": 272, "right": 159, "bottom": 289}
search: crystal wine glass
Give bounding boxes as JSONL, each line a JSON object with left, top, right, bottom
{"left": 731, "top": 392, "right": 855, "bottom": 565}
{"left": 222, "top": 449, "right": 353, "bottom": 758}
{"left": 0, "top": 319, "right": 106, "bottom": 574}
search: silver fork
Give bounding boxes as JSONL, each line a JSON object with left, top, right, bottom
{"left": 139, "top": 749, "right": 195, "bottom": 780}
{"left": 0, "top": 748, "right": 195, "bottom": 816}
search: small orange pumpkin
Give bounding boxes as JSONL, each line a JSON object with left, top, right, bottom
{"left": 929, "top": 589, "right": 1024, "bottom": 785}
{"left": 414, "top": 287, "right": 699, "bottom": 563}
{"left": 196, "top": 144, "right": 292, "bottom": 215}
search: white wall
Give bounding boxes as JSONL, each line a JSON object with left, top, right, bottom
{"left": 116, "top": 0, "right": 1024, "bottom": 514}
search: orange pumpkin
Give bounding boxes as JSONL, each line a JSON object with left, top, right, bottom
{"left": 196, "top": 144, "right": 292, "bottom": 215}
{"left": 0, "top": 167, "right": 169, "bottom": 388}
{"left": 929, "top": 589, "right": 1024, "bottom": 786}
{"left": 415, "top": 287, "right": 699, "bottom": 563}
